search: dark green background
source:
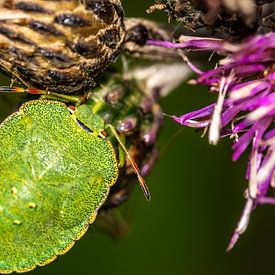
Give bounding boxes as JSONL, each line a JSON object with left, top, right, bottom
{"left": 1, "top": 1, "right": 275, "bottom": 274}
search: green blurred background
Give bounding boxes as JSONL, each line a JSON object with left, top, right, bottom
{"left": 1, "top": 1, "right": 275, "bottom": 274}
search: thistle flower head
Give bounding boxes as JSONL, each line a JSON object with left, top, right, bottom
{"left": 148, "top": 33, "right": 275, "bottom": 249}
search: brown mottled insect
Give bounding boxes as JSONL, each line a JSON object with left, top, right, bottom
{"left": 0, "top": 0, "right": 125, "bottom": 94}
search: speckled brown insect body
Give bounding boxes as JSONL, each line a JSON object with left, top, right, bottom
{"left": 0, "top": 0, "right": 125, "bottom": 93}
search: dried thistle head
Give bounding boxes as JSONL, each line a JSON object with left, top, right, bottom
{"left": 148, "top": 0, "right": 274, "bottom": 38}
{"left": 0, "top": 0, "right": 125, "bottom": 94}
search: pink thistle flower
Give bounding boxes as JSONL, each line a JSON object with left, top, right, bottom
{"left": 148, "top": 33, "right": 275, "bottom": 249}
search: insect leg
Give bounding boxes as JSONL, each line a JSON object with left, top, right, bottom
{"left": 106, "top": 123, "right": 151, "bottom": 201}
{"left": 117, "top": 134, "right": 126, "bottom": 168}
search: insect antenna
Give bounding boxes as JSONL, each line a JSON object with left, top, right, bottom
{"left": 0, "top": 86, "right": 81, "bottom": 103}
{"left": 107, "top": 124, "right": 151, "bottom": 201}
{"left": 0, "top": 86, "right": 44, "bottom": 95}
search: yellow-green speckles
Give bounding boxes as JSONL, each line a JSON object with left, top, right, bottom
{"left": 27, "top": 203, "right": 37, "bottom": 209}
{"left": 13, "top": 220, "right": 22, "bottom": 225}
{"left": 0, "top": 100, "right": 118, "bottom": 273}
{"left": 11, "top": 187, "right": 17, "bottom": 195}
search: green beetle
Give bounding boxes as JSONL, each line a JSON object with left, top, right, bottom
{"left": 0, "top": 87, "right": 150, "bottom": 273}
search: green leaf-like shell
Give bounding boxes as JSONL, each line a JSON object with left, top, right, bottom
{"left": 0, "top": 100, "right": 118, "bottom": 273}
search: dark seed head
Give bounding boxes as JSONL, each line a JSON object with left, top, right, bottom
{"left": 0, "top": 0, "right": 125, "bottom": 94}
{"left": 83, "top": 0, "right": 116, "bottom": 24}
{"left": 100, "top": 28, "right": 121, "bottom": 49}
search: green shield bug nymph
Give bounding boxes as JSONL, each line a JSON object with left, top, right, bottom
{"left": 0, "top": 94, "right": 150, "bottom": 273}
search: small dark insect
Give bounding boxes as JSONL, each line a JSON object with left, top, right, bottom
{"left": 0, "top": 0, "right": 125, "bottom": 94}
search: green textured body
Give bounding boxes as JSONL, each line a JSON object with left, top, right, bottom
{"left": 0, "top": 100, "right": 118, "bottom": 273}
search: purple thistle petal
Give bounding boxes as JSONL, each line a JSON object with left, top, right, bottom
{"left": 256, "top": 197, "right": 275, "bottom": 205}
{"left": 264, "top": 129, "right": 275, "bottom": 139}
{"left": 233, "top": 120, "right": 250, "bottom": 134}
{"left": 234, "top": 64, "right": 267, "bottom": 77}
{"left": 227, "top": 198, "right": 254, "bottom": 252}
{"left": 221, "top": 107, "right": 240, "bottom": 127}
{"left": 209, "top": 75, "right": 233, "bottom": 145}
{"left": 155, "top": 32, "right": 275, "bottom": 249}
{"left": 249, "top": 123, "right": 269, "bottom": 198}
{"left": 267, "top": 72, "right": 275, "bottom": 81}
{"left": 230, "top": 80, "right": 270, "bottom": 100}
{"left": 257, "top": 148, "right": 275, "bottom": 189}
{"left": 233, "top": 90, "right": 271, "bottom": 111}
{"left": 147, "top": 36, "right": 224, "bottom": 51}
{"left": 172, "top": 103, "right": 216, "bottom": 127}
{"left": 172, "top": 115, "right": 210, "bottom": 128}
{"left": 232, "top": 123, "right": 258, "bottom": 161}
